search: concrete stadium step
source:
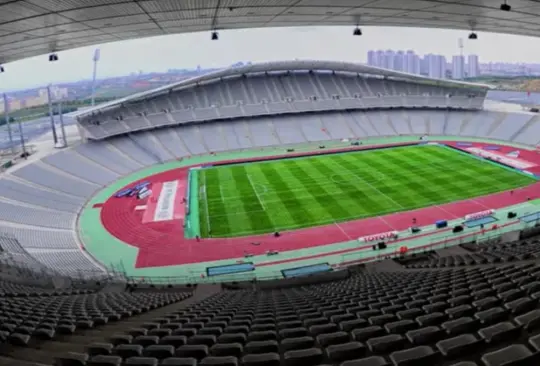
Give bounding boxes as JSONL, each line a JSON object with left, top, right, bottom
{"left": 364, "top": 259, "right": 407, "bottom": 272}
{"left": 3, "top": 285, "right": 221, "bottom": 365}
{"left": 433, "top": 244, "right": 471, "bottom": 257}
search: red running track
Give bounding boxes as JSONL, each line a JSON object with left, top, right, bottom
{"left": 98, "top": 141, "right": 540, "bottom": 268}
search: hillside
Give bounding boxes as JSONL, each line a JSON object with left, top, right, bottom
{"left": 467, "top": 76, "right": 540, "bottom": 91}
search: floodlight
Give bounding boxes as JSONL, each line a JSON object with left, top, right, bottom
{"left": 353, "top": 27, "right": 362, "bottom": 36}
{"left": 500, "top": 2, "right": 511, "bottom": 11}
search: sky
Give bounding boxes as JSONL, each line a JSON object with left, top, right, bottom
{"left": 1, "top": 25, "right": 540, "bottom": 91}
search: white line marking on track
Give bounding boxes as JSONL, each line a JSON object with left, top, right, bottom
{"left": 334, "top": 222, "right": 352, "bottom": 240}
{"left": 378, "top": 216, "right": 397, "bottom": 231}
{"left": 469, "top": 198, "right": 492, "bottom": 210}
{"left": 435, "top": 204, "right": 460, "bottom": 219}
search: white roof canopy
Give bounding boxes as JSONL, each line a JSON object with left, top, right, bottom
{"left": 1, "top": 0, "right": 540, "bottom": 64}
{"left": 75, "top": 59, "right": 491, "bottom": 119}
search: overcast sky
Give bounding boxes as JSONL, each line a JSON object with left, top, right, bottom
{"left": 0, "top": 25, "right": 539, "bottom": 92}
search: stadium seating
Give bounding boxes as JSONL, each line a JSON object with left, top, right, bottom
{"left": 3, "top": 107, "right": 540, "bottom": 276}
{"left": 78, "top": 71, "right": 485, "bottom": 140}
{"left": 36, "top": 256, "right": 540, "bottom": 366}
{"left": 406, "top": 237, "right": 540, "bottom": 269}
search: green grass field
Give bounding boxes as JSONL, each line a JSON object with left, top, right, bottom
{"left": 198, "top": 145, "right": 536, "bottom": 238}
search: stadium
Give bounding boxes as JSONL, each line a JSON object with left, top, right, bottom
{"left": 2, "top": 1, "right": 540, "bottom": 366}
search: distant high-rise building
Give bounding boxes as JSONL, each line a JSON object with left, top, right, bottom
{"left": 426, "top": 54, "right": 447, "bottom": 79}
{"left": 367, "top": 50, "right": 377, "bottom": 67}
{"left": 405, "top": 50, "right": 419, "bottom": 74}
{"left": 452, "top": 55, "right": 465, "bottom": 79}
{"left": 376, "top": 50, "right": 385, "bottom": 68}
{"left": 395, "top": 51, "right": 405, "bottom": 72}
{"left": 365, "top": 49, "right": 427, "bottom": 76}
{"left": 467, "top": 54, "right": 480, "bottom": 78}
{"left": 384, "top": 50, "right": 395, "bottom": 70}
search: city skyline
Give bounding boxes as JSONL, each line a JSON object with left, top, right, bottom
{"left": 367, "top": 49, "right": 479, "bottom": 80}
{"left": 4, "top": 26, "right": 540, "bottom": 91}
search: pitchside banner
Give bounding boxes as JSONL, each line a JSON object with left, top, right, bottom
{"left": 358, "top": 231, "right": 398, "bottom": 243}
{"left": 154, "top": 181, "right": 178, "bottom": 222}
{"left": 465, "top": 209, "right": 494, "bottom": 221}
{"left": 466, "top": 147, "right": 535, "bottom": 169}
{"left": 142, "top": 180, "right": 185, "bottom": 223}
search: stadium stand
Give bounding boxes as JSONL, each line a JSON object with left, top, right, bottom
{"left": 76, "top": 62, "right": 487, "bottom": 140}
{"left": 2, "top": 61, "right": 540, "bottom": 278}
{"left": 42, "top": 253, "right": 540, "bottom": 366}
{"left": 2, "top": 60, "right": 540, "bottom": 365}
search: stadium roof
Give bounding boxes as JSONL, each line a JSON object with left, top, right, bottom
{"left": 75, "top": 59, "right": 491, "bottom": 119}
{"left": 2, "top": 0, "right": 540, "bottom": 65}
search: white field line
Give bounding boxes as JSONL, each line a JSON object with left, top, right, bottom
{"left": 202, "top": 172, "right": 212, "bottom": 236}
{"left": 246, "top": 174, "right": 266, "bottom": 210}
{"left": 329, "top": 158, "right": 405, "bottom": 209}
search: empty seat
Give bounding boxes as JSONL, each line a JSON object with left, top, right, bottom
{"left": 113, "top": 344, "right": 143, "bottom": 359}
{"left": 281, "top": 336, "right": 314, "bottom": 352}
{"left": 384, "top": 320, "right": 416, "bottom": 334}
{"left": 340, "top": 319, "right": 368, "bottom": 332}
{"left": 366, "top": 334, "right": 405, "bottom": 354}
{"left": 352, "top": 326, "right": 385, "bottom": 342}
{"left": 245, "top": 340, "right": 278, "bottom": 354}
{"left": 242, "top": 353, "right": 280, "bottom": 366}
{"left": 515, "top": 310, "right": 540, "bottom": 331}
{"left": 160, "top": 336, "right": 187, "bottom": 348}
{"left": 199, "top": 356, "right": 238, "bottom": 366}
{"left": 442, "top": 317, "right": 479, "bottom": 335}
{"left": 474, "top": 307, "right": 508, "bottom": 327}
{"left": 406, "top": 326, "right": 444, "bottom": 345}
{"left": 326, "top": 341, "right": 366, "bottom": 363}
{"left": 160, "top": 357, "right": 197, "bottom": 366}
{"left": 283, "top": 348, "right": 323, "bottom": 366}
{"left": 340, "top": 356, "right": 390, "bottom": 366}
{"left": 481, "top": 344, "right": 540, "bottom": 366}
{"left": 175, "top": 345, "right": 209, "bottom": 360}
{"left": 124, "top": 357, "right": 158, "bottom": 366}
{"left": 143, "top": 345, "right": 175, "bottom": 359}
{"left": 389, "top": 346, "right": 438, "bottom": 366}
{"left": 87, "top": 343, "right": 114, "bottom": 357}
{"left": 478, "top": 322, "right": 522, "bottom": 344}
{"left": 436, "top": 334, "right": 481, "bottom": 359}
{"left": 317, "top": 331, "right": 349, "bottom": 347}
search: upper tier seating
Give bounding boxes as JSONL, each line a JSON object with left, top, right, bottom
{"left": 78, "top": 72, "right": 485, "bottom": 139}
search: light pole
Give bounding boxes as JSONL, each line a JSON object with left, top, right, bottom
{"left": 47, "top": 85, "right": 58, "bottom": 145}
{"left": 91, "top": 48, "right": 100, "bottom": 106}
{"left": 58, "top": 100, "right": 67, "bottom": 147}
{"left": 2, "top": 93, "right": 14, "bottom": 154}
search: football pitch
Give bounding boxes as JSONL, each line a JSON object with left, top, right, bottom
{"left": 197, "top": 145, "right": 536, "bottom": 238}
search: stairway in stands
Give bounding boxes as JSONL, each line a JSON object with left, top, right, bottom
{"left": 0, "top": 284, "right": 220, "bottom": 366}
